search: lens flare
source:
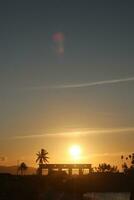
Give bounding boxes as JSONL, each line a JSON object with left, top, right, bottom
{"left": 52, "top": 32, "right": 64, "bottom": 42}
{"left": 52, "top": 32, "right": 65, "bottom": 59}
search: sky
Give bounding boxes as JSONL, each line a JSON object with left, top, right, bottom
{"left": 0, "top": 0, "right": 134, "bottom": 168}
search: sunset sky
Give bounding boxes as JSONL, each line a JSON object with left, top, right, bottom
{"left": 0, "top": 1, "right": 134, "bottom": 168}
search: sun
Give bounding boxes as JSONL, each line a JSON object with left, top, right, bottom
{"left": 69, "top": 145, "right": 81, "bottom": 159}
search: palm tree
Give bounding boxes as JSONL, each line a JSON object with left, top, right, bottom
{"left": 36, "top": 149, "right": 49, "bottom": 164}
{"left": 36, "top": 149, "right": 49, "bottom": 175}
{"left": 18, "top": 162, "right": 28, "bottom": 175}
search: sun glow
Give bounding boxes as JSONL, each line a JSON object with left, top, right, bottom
{"left": 69, "top": 145, "right": 81, "bottom": 160}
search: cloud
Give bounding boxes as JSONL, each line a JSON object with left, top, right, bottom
{"left": 28, "top": 76, "right": 134, "bottom": 90}
{"left": 12, "top": 127, "right": 134, "bottom": 140}
{"left": 12, "top": 131, "right": 81, "bottom": 140}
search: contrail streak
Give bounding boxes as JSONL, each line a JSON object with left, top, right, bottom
{"left": 12, "top": 127, "right": 134, "bottom": 140}
{"left": 28, "top": 76, "right": 134, "bottom": 90}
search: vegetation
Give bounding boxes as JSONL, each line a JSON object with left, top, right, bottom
{"left": 18, "top": 162, "right": 28, "bottom": 175}
{"left": 121, "top": 153, "right": 134, "bottom": 174}
{"left": 95, "top": 163, "right": 118, "bottom": 173}
{"left": 36, "top": 149, "right": 49, "bottom": 165}
{"left": 36, "top": 148, "right": 49, "bottom": 175}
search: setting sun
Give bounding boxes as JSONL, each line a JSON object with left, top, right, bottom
{"left": 69, "top": 145, "right": 81, "bottom": 159}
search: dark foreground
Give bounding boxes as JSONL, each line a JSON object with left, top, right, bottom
{"left": 0, "top": 173, "right": 134, "bottom": 200}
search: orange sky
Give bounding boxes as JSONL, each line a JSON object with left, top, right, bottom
{"left": 1, "top": 1, "right": 134, "bottom": 170}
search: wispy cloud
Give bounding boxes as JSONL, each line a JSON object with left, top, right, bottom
{"left": 12, "top": 127, "right": 134, "bottom": 140}
{"left": 28, "top": 76, "right": 134, "bottom": 90}
{"left": 12, "top": 131, "right": 81, "bottom": 140}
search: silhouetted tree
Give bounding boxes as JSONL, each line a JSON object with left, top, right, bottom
{"left": 18, "top": 162, "right": 28, "bottom": 175}
{"left": 95, "top": 163, "right": 118, "bottom": 173}
{"left": 121, "top": 153, "right": 134, "bottom": 174}
{"left": 36, "top": 149, "right": 49, "bottom": 175}
{"left": 122, "top": 162, "right": 128, "bottom": 173}
{"left": 36, "top": 149, "right": 49, "bottom": 164}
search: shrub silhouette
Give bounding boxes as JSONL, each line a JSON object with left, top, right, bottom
{"left": 95, "top": 163, "right": 118, "bottom": 173}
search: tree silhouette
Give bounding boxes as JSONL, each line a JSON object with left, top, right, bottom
{"left": 36, "top": 149, "right": 49, "bottom": 164}
{"left": 18, "top": 162, "right": 28, "bottom": 175}
{"left": 36, "top": 149, "right": 49, "bottom": 175}
{"left": 121, "top": 153, "right": 134, "bottom": 174}
{"left": 95, "top": 163, "right": 118, "bottom": 173}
